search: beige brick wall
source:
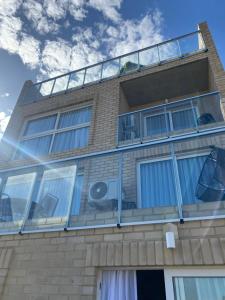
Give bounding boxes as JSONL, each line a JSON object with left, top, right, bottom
{"left": 0, "top": 220, "right": 225, "bottom": 299}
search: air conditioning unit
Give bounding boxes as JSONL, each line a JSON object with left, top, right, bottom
{"left": 88, "top": 179, "right": 119, "bottom": 210}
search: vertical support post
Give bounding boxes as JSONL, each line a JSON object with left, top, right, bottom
{"left": 190, "top": 98, "right": 199, "bottom": 132}
{"left": 66, "top": 73, "right": 71, "bottom": 92}
{"left": 82, "top": 68, "right": 87, "bottom": 87}
{"left": 157, "top": 45, "right": 161, "bottom": 64}
{"left": 117, "top": 152, "right": 123, "bottom": 228}
{"left": 50, "top": 79, "right": 56, "bottom": 96}
{"left": 164, "top": 100, "right": 170, "bottom": 137}
{"left": 64, "top": 164, "right": 77, "bottom": 231}
{"left": 169, "top": 143, "right": 184, "bottom": 223}
{"left": 139, "top": 111, "right": 143, "bottom": 143}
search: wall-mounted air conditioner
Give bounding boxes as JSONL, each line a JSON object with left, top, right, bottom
{"left": 88, "top": 179, "right": 119, "bottom": 210}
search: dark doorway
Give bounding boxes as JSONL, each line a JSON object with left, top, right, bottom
{"left": 137, "top": 270, "right": 166, "bottom": 300}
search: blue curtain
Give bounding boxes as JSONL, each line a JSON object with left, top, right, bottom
{"left": 51, "top": 127, "right": 88, "bottom": 153}
{"left": 70, "top": 175, "right": 83, "bottom": 216}
{"left": 16, "top": 135, "right": 52, "bottom": 159}
{"left": 58, "top": 107, "right": 91, "bottom": 129}
{"left": 145, "top": 113, "right": 169, "bottom": 136}
{"left": 177, "top": 156, "right": 207, "bottom": 205}
{"left": 172, "top": 109, "right": 196, "bottom": 131}
{"left": 24, "top": 115, "right": 57, "bottom": 136}
{"left": 140, "top": 160, "right": 177, "bottom": 208}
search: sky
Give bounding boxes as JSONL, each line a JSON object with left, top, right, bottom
{"left": 0, "top": 0, "right": 225, "bottom": 139}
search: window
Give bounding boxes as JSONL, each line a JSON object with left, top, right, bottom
{"left": 138, "top": 154, "right": 207, "bottom": 209}
{"left": 144, "top": 107, "right": 198, "bottom": 138}
{"left": 139, "top": 159, "right": 177, "bottom": 208}
{"left": 165, "top": 269, "right": 225, "bottom": 300}
{"left": 15, "top": 106, "right": 92, "bottom": 159}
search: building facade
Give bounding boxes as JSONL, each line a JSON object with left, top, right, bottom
{"left": 0, "top": 22, "right": 225, "bottom": 299}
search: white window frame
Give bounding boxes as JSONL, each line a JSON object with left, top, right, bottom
{"left": 14, "top": 105, "right": 92, "bottom": 158}
{"left": 164, "top": 268, "right": 225, "bottom": 300}
{"left": 143, "top": 106, "right": 199, "bottom": 137}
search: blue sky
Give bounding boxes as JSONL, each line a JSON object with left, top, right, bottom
{"left": 0, "top": 0, "right": 225, "bottom": 138}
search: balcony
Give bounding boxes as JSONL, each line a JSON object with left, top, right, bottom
{"left": 118, "top": 92, "right": 224, "bottom": 146}
{"left": 21, "top": 31, "right": 206, "bottom": 105}
{"left": 1, "top": 131, "right": 225, "bottom": 235}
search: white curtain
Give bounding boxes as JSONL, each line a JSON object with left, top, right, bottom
{"left": 101, "top": 270, "right": 137, "bottom": 300}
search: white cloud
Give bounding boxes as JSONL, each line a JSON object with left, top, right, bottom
{"left": 18, "top": 34, "right": 41, "bottom": 69}
{"left": 0, "top": 112, "right": 10, "bottom": 137}
{"left": 0, "top": 0, "right": 22, "bottom": 16}
{"left": 88, "top": 0, "right": 122, "bottom": 23}
{"left": 23, "top": 0, "right": 59, "bottom": 34}
{"left": 0, "top": 93, "right": 10, "bottom": 98}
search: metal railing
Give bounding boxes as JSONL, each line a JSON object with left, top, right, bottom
{"left": 117, "top": 92, "right": 223, "bottom": 146}
{"left": 22, "top": 31, "right": 206, "bottom": 104}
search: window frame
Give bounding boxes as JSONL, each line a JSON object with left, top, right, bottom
{"left": 164, "top": 268, "right": 225, "bottom": 300}
{"left": 14, "top": 105, "right": 92, "bottom": 159}
{"left": 143, "top": 105, "right": 199, "bottom": 138}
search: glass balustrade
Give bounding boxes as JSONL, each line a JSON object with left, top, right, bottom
{"left": 1, "top": 130, "right": 225, "bottom": 234}
{"left": 118, "top": 92, "right": 224, "bottom": 146}
{"left": 22, "top": 31, "right": 206, "bottom": 104}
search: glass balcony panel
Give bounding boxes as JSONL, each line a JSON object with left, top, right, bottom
{"left": 52, "top": 75, "right": 69, "bottom": 94}
{"left": 195, "top": 93, "right": 225, "bottom": 130}
{"left": 68, "top": 153, "right": 120, "bottom": 228}
{"left": 139, "top": 46, "right": 159, "bottom": 68}
{"left": 102, "top": 59, "right": 120, "bottom": 79}
{"left": 23, "top": 165, "right": 76, "bottom": 231}
{"left": 142, "top": 107, "right": 170, "bottom": 140}
{"left": 120, "top": 53, "right": 139, "bottom": 75}
{"left": 179, "top": 32, "right": 204, "bottom": 57}
{"left": 120, "top": 144, "right": 180, "bottom": 224}
{"left": 158, "top": 40, "right": 180, "bottom": 62}
{"left": 0, "top": 172, "right": 36, "bottom": 234}
{"left": 166, "top": 100, "right": 198, "bottom": 135}
{"left": 67, "top": 70, "right": 85, "bottom": 89}
{"left": 118, "top": 112, "right": 140, "bottom": 145}
{"left": 39, "top": 80, "right": 54, "bottom": 97}
{"left": 84, "top": 65, "right": 102, "bottom": 84}
{"left": 173, "top": 134, "right": 225, "bottom": 220}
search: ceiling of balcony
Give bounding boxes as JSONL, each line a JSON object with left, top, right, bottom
{"left": 121, "top": 58, "right": 209, "bottom": 107}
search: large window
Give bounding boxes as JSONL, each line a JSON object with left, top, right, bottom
{"left": 15, "top": 106, "right": 92, "bottom": 159}
{"left": 139, "top": 154, "right": 207, "bottom": 208}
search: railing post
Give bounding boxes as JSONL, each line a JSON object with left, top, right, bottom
{"left": 164, "top": 100, "right": 170, "bottom": 137}
{"left": 82, "top": 69, "right": 87, "bottom": 87}
{"left": 139, "top": 111, "right": 143, "bottom": 143}
{"left": 117, "top": 152, "right": 123, "bottom": 227}
{"left": 66, "top": 74, "right": 71, "bottom": 92}
{"left": 49, "top": 79, "right": 56, "bottom": 97}
{"left": 169, "top": 143, "right": 184, "bottom": 223}
{"left": 190, "top": 98, "right": 199, "bottom": 132}
{"left": 157, "top": 45, "right": 161, "bottom": 65}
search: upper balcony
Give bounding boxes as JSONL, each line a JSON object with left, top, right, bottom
{"left": 117, "top": 92, "right": 225, "bottom": 147}
{"left": 21, "top": 30, "right": 206, "bottom": 105}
